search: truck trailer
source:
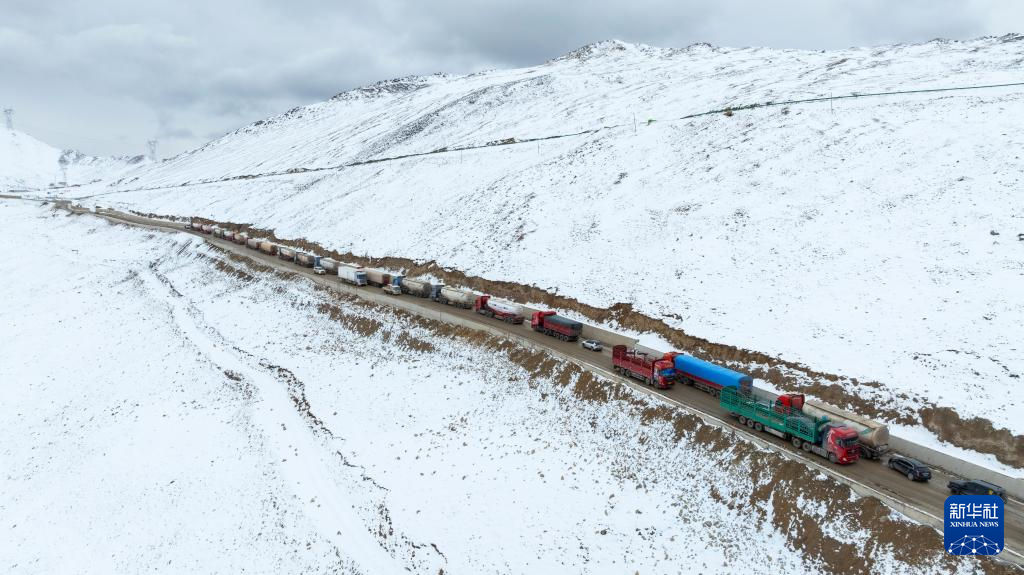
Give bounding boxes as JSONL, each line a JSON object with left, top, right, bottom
{"left": 672, "top": 354, "right": 754, "bottom": 397}
{"left": 720, "top": 388, "right": 861, "bottom": 465}
{"left": 246, "top": 238, "right": 260, "bottom": 250}
{"left": 801, "top": 399, "right": 890, "bottom": 460}
{"left": 278, "top": 246, "right": 296, "bottom": 262}
{"left": 233, "top": 233, "right": 248, "bottom": 245}
{"left": 530, "top": 311, "right": 583, "bottom": 342}
{"left": 400, "top": 277, "right": 442, "bottom": 299}
{"left": 318, "top": 258, "right": 339, "bottom": 274}
{"left": 258, "top": 241, "right": 278, "bottom": 256}
{"left": 612, "top": 345, "right": 677, "bottom": 389}
{"left": 473, "top": 295, "right": 524, "bottom": 324}
{"left": 435, "top": 286, "right": 476, "bottom": 308}
{"left": 295, "top": 253, "right": 316, "bottom": 268}
{"left": 338, "top": 264, "right": 368, "bottom": 286}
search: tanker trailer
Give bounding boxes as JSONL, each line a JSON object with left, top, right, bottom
{"left": 233, "top": 233, "right": 248, "bottom": 245}
{"left": 200, "top": 224, "right": 213, "bottom": 234}
{"left": 400, "top": 277, "right": 441, "bottom": 298}
{"left": 246, "top": 238, "right": 260, "bottom": 250}
{"left": 258, "top": 241, "right": 278, "bottom": 256}
{"left": 318, "top": 258, "right": 339, "bottom": 274}
{"left": 473, "top": 295, "right": 524, "bottom": 324}
{"left": 436, "top": 286, "right": 476, "bottom": 309}
{"left": 278, "top": 246, "right": 296, "bottom": 262}
{"left": 801, "top": 399, "right": 890, "bottom": 459}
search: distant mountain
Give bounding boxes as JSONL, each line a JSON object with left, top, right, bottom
{"left": 0, "top": 128, "right": 147, "bottom": 190}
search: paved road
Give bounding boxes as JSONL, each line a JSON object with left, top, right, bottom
{"left": 78, "top": 207, "right": 1024, "bottom": 566}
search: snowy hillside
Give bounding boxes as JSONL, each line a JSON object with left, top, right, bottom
{"left": 75, "top": 36, "right": 1024, "bottom": 443}
{"left": 0, "top": 128, "right": 147, "bottom": 190}
{"left": 0, "top": 200, "right": 980, "bottom": 574}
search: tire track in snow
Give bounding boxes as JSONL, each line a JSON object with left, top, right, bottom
{"left": 134, "top": 261, "right": 413, "bottom": 574}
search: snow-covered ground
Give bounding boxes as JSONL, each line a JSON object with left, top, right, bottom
{"left": 0, "top": 128, "right": 146, "bottom": 190}
{"left": 60, "top": 37, "right": 1024, "bottom": 440}
{"left": 0, "top": 200, "right": 977, "bottom": 574}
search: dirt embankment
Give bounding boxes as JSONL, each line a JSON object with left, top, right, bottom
{"left": 132, "top": 209, "right": 1024, "bottom": 469}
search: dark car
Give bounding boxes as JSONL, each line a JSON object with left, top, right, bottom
{"left": 948, "top": 479, "right": 1006, "bottom": 498}
{"left": 887, "top": 456, "right": 931, "bottom": 482}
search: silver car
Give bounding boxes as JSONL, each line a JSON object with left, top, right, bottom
{"left": 581, "top": 339, "right": 603, "bottom": 352}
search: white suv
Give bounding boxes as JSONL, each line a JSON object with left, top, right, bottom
{"left": 581, "top": 339, "right": 603, "bottom": 352}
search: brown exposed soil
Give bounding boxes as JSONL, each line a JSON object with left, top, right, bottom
{"left": 127, "top": 208, "right": 1024, "bottom": 468}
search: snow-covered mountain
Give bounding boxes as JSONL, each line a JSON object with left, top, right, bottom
{"left": 77, "top": 36, "right": 1024, "bottom": 440}
{"left": 0, "top": 128, "right": 147, "bottom": 190}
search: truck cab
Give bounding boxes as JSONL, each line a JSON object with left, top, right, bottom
{"left": 822, "top": 425, "right": 861, "bottom": 464}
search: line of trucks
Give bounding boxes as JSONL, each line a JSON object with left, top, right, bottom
{"left": 194, "top": 221, "right": 888, "bottom": 467}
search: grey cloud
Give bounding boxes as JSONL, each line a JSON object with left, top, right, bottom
{"left": 0, "top": 0, "right": 1018, "bottom": 158}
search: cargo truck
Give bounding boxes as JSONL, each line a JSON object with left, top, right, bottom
{"left": 338, "top": 264, "right": 368, "bottom": 286}
{"left": 363, "top": 268, "right": 404, "bottom": 289}
{"left": 530, "top": 311, "right": 583, "bottom": 341}
{"left": 295, "top": 253, "right": 316, "bottom": 268}
{"left": 720, "top": 387, "right": 861, "bottom": 465}
{"left": 278, "top": 246, "right": 296, "bottom": 262}
{"left": 258, "top": 241, "right": 278, "bottom": 256}
{"left": 318, "top": 258, "right": 339, "bottom": 274}
{"left": 435, "top": 286, "right": 476, "bottom": 309}
{"left": 400, "top": 277, "right": 442, "bottom": 299}
{"left": 473, "top": 295, "right": 524, "bottom": 324}
{"left": 612, "top": 345, "right": 678, "bottom": 389}
{"left": 672, "top": 354, "right": 754, "bottom": 397}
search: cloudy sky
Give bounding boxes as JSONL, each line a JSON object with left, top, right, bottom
{"left": 2, "top": 0, "right": 1020, "bottom": 157}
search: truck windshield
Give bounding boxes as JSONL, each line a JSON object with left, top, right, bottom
{"left": 838, "top": 438, "right": 858, "bottom": 448}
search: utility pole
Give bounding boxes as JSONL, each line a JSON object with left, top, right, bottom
{"left": 4, "top": 109, "right": 13, "bottom": 130}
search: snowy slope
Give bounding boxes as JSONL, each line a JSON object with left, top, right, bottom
{"left": 0, "top": 128, "right": 147, "bottom": 190}
{"left": 0, "top": 200, "right": 981, "bottom": 574}
{"left": 76, "top": 36, "right": 1024, "bottom": 438}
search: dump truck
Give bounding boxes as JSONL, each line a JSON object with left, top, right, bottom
{"left": 246, "top": 238, "right": 260, "bottom": 250}
{"left": 400, "top": 277, "right": 442, "bottom": 299}
{"left": 435, "top": 286, "right": 475, "bottom": 308}
{"left": 530, "top": 311, "right": 583, "bottom": 341}
{"left": 278, "top": 246, "right": 296, "bottom": 262}
{"left": 612, "top": 345, "right": 678, "bottom": 389}
{"left": 258, "top": 241, "right": 278, "bottom": 256}
{"left": 720, "top": 387, "right": 861, "bottom": 465}
{"left": 338, "top": 264, "right": 368, "bottom": 286}
{"left": 295, "top": 252, "right": 316, "bottom": 268}
{"left": 672, "top": 354, "right": 754, "bottom": 397}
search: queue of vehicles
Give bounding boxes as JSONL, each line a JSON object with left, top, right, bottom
{"left": 186, "top": 221, "right": 1005, "bottom": 497}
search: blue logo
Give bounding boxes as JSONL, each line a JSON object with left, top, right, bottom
{"left": 944, "top": 495, "right": 1003, "bottom": 555}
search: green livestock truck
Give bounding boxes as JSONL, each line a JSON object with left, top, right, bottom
{"left": 720, "top": 387, "right": 861, "bottom": 465}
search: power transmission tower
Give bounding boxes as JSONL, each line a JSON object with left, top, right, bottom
{"left": 147, "top": 140, "right": 158, "bottom": 161}
{"left": 3, "top": 109, "right": 12, "bottom": 130}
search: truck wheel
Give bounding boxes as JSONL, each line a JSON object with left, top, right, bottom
{"left": 746, "top": 419, "right": 755, "bottom": 429}
{"left": 791, "top": 437, "right": 802, "bottom": 449}
{"left": 801, "top": 442, "right": 811, "bottom": 452}
{"left": 738, "top": 416, "right": 747, "bottom": 426}
{"left": 754, "top": 422, "right": 764, "bottom": 432}
{"left": 828, "top": 453, "right": 838, "bottom": 464}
